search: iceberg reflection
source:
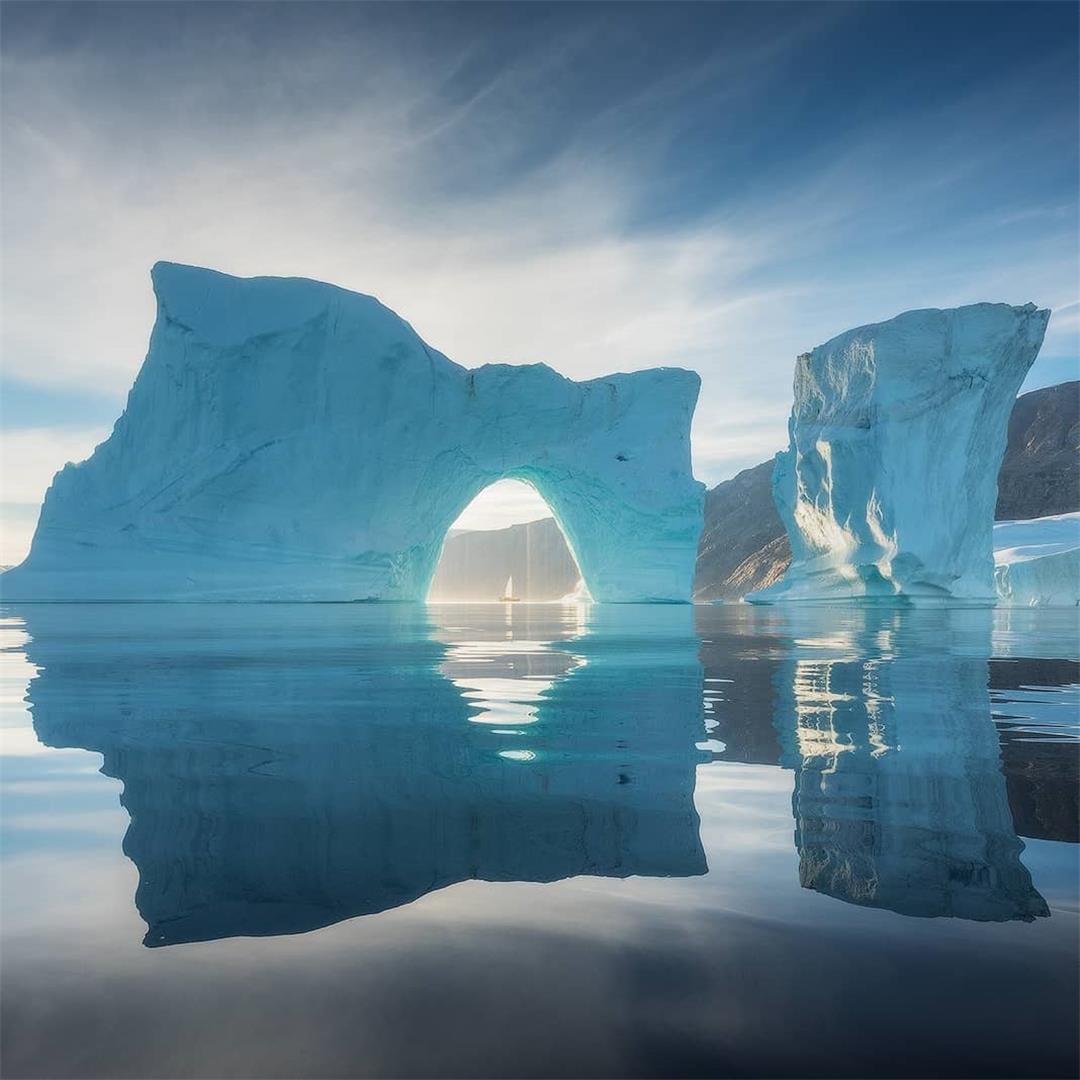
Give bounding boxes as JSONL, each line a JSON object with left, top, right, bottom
{"left": 769, "top": 607, "right": 1050, "bottom": 922}
{"left": 14, "top": 603, "right": 709, "bottom": 947}
{"left": 9, "top": 601, "right": 1062, "bottom": 945}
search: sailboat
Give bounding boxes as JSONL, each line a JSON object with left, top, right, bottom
{"left": 500, "top": 575, "right": 520, "bottom": 602}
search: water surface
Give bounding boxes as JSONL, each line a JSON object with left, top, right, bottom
{"left": 1, "top": 603, "right": 1076, "bottom": 1078}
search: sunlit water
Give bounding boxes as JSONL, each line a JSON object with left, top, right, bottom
{"left": 1, "top": 603, "right": 1076, "bottom": 1078}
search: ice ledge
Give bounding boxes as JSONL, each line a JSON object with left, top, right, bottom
{"left": 993, "top": 513, "right": 1079, "bottom": 607}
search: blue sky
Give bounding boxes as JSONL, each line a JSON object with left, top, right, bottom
{"left": 2, "top": 1, "right": 1077, "bottom": 558}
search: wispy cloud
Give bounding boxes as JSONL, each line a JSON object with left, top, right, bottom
{"left": 1, "top": 2, "right": 1076, "bottom": 558}
{"left": 450, "top": 480, "right": 553, "bottom": 533}
{"left": 0, "top": 426, "right": 111, "bottom": 563}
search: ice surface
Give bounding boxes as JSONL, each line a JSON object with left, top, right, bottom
{"left": 993, "top": 512, "right": 1079, "bottom": 607}
{"left": 749, "top": 303, "right": 1050, "bottom": 605}
{"left": 2, "top": 263, "right": 704, "bottom": 602}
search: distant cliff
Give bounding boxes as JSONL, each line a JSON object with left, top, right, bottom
{"left": 428, "top": 517, "right": 581, "bottom": 601}
{"left": 995, "top": 381, "right": 1079, "bottom": 520}
{"left": 693, "top": 460, "right": 788, "bottom": 602}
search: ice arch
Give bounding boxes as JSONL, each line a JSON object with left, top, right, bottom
{"left": 2, "top": 263, "right": 705, "bottom": 602}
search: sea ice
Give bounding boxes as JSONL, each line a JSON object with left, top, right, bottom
{"left": 993, "top": 512, "right": 1079, "bottom": 607}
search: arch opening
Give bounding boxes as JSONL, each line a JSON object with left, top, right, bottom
{"left": 427, "top": 479, "right": 591, "bottom": 603}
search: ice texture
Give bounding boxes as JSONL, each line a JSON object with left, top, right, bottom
{"left": 2, "top": 263, "right": 704, "bottom": 602}
{"left": 993, "top": 512, "right": 1079, "bottom": 607}
{"left": 749, "top": 303, "right": 1050, "bottom": 604}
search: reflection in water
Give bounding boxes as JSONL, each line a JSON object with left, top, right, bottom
{"left": 2, "top": 602, "right": 1076, "bottom": 1080}
{"left": 439, "top": 609, "right": 585, "bottom": 730}
{"left": 769, "top": 607, "right": 1049, "bottom": 921}
{"left": 990, "top": 656, "right": 1080, "bottom": 843}
{"left": 15, "top": 604, "right": 708, "bottom": 947}
{"left": 7, "top": 602, "right": 1071, "bottom": 950}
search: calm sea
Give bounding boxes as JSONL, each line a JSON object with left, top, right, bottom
{"left": 1, "top": 603, "right": 1076, "bottom": 1078}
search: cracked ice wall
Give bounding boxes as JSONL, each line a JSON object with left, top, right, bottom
{"left": 750, "top": 303, "right": 1049, "bottom": 604}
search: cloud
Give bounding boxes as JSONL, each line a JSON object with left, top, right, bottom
{"left": 450, "top": 480, "right": 553, "bottom": 532}
{"left": 1, "top": 0, "right": 1075, "bottom": 543}
{"left": 0, "top": 426, "right": 111, "bottom": 564}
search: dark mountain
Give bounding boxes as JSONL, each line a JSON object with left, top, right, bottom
{"left": 995, "top": 381, "right": 1079, "bottom": 520}
{"left": 693, "top": 460, "right": 786, "bottom": 601}
{"left": 718, "top": 534, "right": 791, "bottom": 599}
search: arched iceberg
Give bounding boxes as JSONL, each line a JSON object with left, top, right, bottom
{"left": 2, "top": 263, "right": 704, "bottom": 602}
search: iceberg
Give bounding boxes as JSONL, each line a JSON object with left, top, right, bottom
{"left": 993, "top": 512, "right": 1079, "bottom": 607}
{"left": 749, "top": 303, "right": 1050, "bottom": 604}
{"left": 2, "top": 263, "right": 704, "bottom": 602}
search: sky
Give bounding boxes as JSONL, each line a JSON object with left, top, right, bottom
{"left": 1, "top": 1, "right": 1077, "bottom": 560}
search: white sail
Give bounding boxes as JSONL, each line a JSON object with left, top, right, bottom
{"left": 504, "top": 575, "right": 513, "bottom": 597}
